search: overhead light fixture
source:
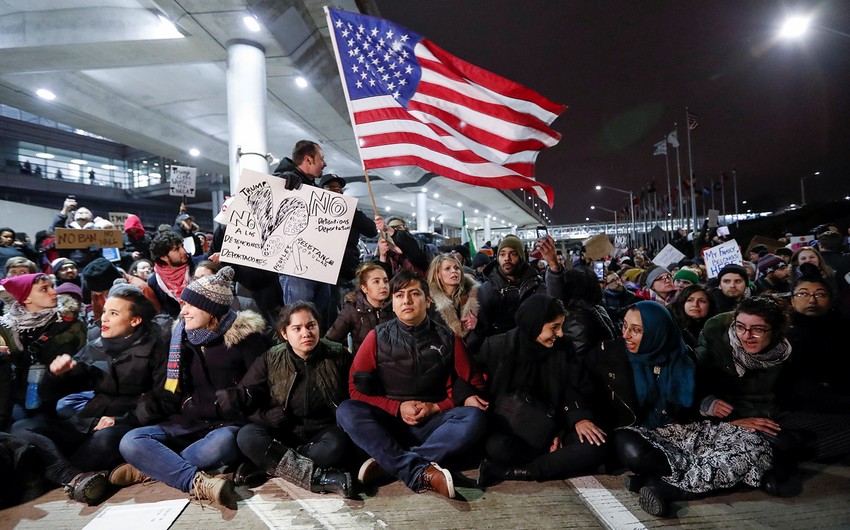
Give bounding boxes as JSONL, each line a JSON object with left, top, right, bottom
{"left": 35, "top": 152, "right": 54, "bottom": 159}
{"left": 456, "top": 202, "right": 462, "bottom": 207}
{"left": 394, "top": 170, "right": 401, "bottom": 176}
{"left": 101, "top": 164, "right": 118, "bottom": 170}
{"left": 36, "top": 89, "right": 56, "bottom": 101}
{"left": 421, "top": 187, "right": 428, "bottom": 193}
{"left": 295, "top": 76, "right": 309, "bottom": 89}
{"left": 243, "top": 15, "right": 261, "bottom": 32}
{"left": 384, "top": 206, "right": 391, "bottom": 212}
{"left": 778, "top": 15, "right": 811, "bottom": 39}
{"left": 70, "top": 159, "right": 87, "bottom": 165}
{"left": 189, "top": 148, "right": 200, "bottom": 157}
{"left": 150, "top": 172, "right": 162, "bottom": 180}
{"left": 433, "top": 193, "right": 439, "bottom": 198}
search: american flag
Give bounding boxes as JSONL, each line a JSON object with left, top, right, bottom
{"left": 325, "top": 7, "right": 564, "bottom": 206}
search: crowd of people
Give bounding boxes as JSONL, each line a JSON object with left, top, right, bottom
{"left": 1, "top": 140, "right": 849, "bottom": 519}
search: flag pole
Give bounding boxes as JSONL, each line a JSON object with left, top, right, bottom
{"left": 664, "top": 142, "right": 672, "bottom": 242}
{"left": 672, "top": 124, "right": 684, "bottom": 231}
{"left": 686, "top": 108, "right": 697, "bottom": 236}
{"left": 363, "top": 169, "right": 379, "bottom": 218}
{"left": 732, "top": 166, "right": 740, "bottom": 227}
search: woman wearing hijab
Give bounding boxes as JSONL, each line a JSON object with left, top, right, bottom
{"left": 116, "top": 266, "right": 267, "bottom": 506}
{"left": 11, "top": 282, "right": 171, "bottom": 505}
{"left": 614, "top": 301, "right": 772, "bottom": 517}
{"left": 474, "top": 293, "right": 607, "bottom": 487}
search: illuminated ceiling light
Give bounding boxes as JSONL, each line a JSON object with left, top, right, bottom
{"left": 474, "top": 209, "right": 479, "bottom": 214}
{"left": 421, "top": 187, "right": 428, "bottom": 193}
{"left": 742, "top": 200, "right": 748, "bottom": 204}
{"left": 430, "top": 216, "right": 436, "bottom": 221}
{"left": 189, "top": 148, "right": 200, "bottom": 157}
{"left": 243, "top": 15, "right": 261, "bottom": 32}
{"left": 778, "top": 15, "right": 811, "bottom": 39}
{"left": 295, "top": 76, "right": 309, "bottom": 89}
{"left": 456, "top": 202, "right": 462, "bottom": 207}
{"left": 154, "top": 163, "right": 160, "bottom": 166}
{"left": 433, "top": 193, "right": 439, "bottom": 198}
{"left": 35, "top": 152, "right": 54, "bottom": 159}
{"left": 394, "top": 170, "right": 401, "bottom": 176}
{"left": 595, "top": 185, "right": 602, "bottom": 190}
{"left": 36, "top": 89, "right": 56, "bottom": 101}
{"left": 70, "top": 159, "right": 87, "bottom": 165}
{"left": 412, "top": 212, "right": 416, "bottom": 216}
{"left": 101, "top": 164, "right": 118, "bottom": 170}
{"left": 384, "top": 206, "right": 391, "bottom": 212}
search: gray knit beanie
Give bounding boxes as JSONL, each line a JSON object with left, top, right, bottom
{"left": 180, "top": 266, "right": 235, "bottom": 317}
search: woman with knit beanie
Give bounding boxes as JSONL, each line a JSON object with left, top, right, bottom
{"left": 0, "top": 273, "right": 87, "bottom": 429}
{"left": 115, "top": 266, "right": 267, "bottom": 506}
{"left": 10, "top": 281, "right": 170, "bottom": 505}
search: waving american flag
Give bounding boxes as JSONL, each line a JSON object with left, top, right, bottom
{"left": 325, "top": 7, "right": 564, "bottom": 206}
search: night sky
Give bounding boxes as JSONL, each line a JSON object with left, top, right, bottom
{"left": 373, "top": 1, "right": 850, "bottom": 224}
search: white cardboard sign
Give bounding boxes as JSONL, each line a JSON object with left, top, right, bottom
{"left": 787, "top": 235, "right": 812, "bottom": 252}
{"left": 219, "top": 169, "right": 357, "bottom": 285}
{"left": 652, "top": 244, "right": 686, "bottom": 269}
{"left": 168, "top": 165, "right": 197, "bottom": 197}
{"left": 703, "top": 239, "right": 743, "bottom": 278}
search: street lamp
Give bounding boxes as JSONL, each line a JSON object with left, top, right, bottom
{"left": 590, "top": 205, "right": 619, "bottom": 236}
{"left": 800, "top": 171, "right": 820, "bottom": 205}
{"left": 778, "top": 14, "right": 850, "bottom": 40}
{"left": 595, "top": 185, "right": 636, "bottom": 246}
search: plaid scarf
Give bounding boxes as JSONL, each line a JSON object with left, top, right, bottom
{"left": 164, "top": 310, "right": 237, "bottom": 393}
{"left": 727, "top": 325, "right": 792, "bottom": 377}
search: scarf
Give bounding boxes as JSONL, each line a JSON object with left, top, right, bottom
{"left": 727, "top": 325, "right": 792, "bottom": 377}
{"left": 101, "top": 325, "right": 147, "bottom": 356}
{"left": 0, "top": 303, "right": 60, "bottom": 350}
{"left": 154, "top": 262, "right": 190, "bottom": 301}
{"left": 626, "top": 301, "right": 695, "bottom": 429}
{"left": 164, "top": 310, "right": 238, "bottom": 393}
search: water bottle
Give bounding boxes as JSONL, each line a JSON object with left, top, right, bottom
{"left": 25, "top": 363, "right": 46, "bottom": 410}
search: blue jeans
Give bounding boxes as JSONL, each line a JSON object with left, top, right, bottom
{"left": 119, "top": 425, "right": 240, "bottom": 492}
{"left": 336, "top": 400, "right": 486, "bottom": 490}
{"left": 279, "top": 274, "right": 331, "bottom": 325}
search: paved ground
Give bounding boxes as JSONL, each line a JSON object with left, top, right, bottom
{"left": 2, "top": 460, "right": 849, "bottom": 529}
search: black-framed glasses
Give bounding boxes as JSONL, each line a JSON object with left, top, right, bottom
{"left": 733, "top": 322, "right": 771, "bottom": 338}
{"left": 793, "top": 292, "right": 829, "bottom": 300}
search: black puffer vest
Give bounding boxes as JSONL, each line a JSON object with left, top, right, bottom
{"left": 375, "top": 318, "right": 454, "bottom": 403}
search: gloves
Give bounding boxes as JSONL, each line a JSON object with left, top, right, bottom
{"left": 284, "top": 172, "right": 301, "bottom": 191}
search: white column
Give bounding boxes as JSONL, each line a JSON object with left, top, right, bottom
{"left": 416, "top": 191, "right": 428, "bottom": 232}
{"left": 226, "top": 40, "right": 268, "bottom": 196}
{"left": 484, "top": 216, "right": 491, "bottom": 243}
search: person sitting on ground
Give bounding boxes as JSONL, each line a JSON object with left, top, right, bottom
{"left": 193, "top": 260, "right": 260, "bottom": 315}
{"left": 474, "top": 294, "right": 607, "bottom": 487}
{"left": 426, "top": 254, "right": 479, "bottom": 341}
{"left": 0, "top": 273, "right": 87, "bottom": 429}
{"left": 224, "top": 301, "right": 353, "bottom": 497}
{"left": 325, "top": 263, "right": 393, "bottom": 354}
{"left": 753, "top": 254, "right": 790, "bottom": 295}
{"left": 668, "top": 284, "right": 716, "bottom": 349}
{"left": 117, "top": 267, "right": 266, "bottom": 506}
{"left": 613, "top": 301, "right": 773, "bottom": 517}
{"left": 708, "top": 264, "right": 750, "bottom": 313}
{"left": 336, "top": 270, "right": 488, "bottom": 499}
{"left": 11, "top": 282, "right": 171, "bottom": 505}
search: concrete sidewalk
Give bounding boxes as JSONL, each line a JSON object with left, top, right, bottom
{"left": 2, "top": 460, "right": 849, "bottom": 529}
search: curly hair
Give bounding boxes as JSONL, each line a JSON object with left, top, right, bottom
{"left": 150, "top": 231, "right": 184, "bottom": 265}
{"left": 734, "top": 295, "right": 789, "bottom": 339}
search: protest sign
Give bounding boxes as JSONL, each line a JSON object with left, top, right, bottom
{"left": 582, "top": 233, "right": 614, "bottom": 261}
{"left": 746, "top": 235, "right": 786, "bottom": 255}
{"left": 55, "top": 229, "right": 124, "bottom": 249}
{"left": 220, "top": 169, "right": 357, "bottom": 285}
{"left": 652, "top": 244, "right": 686, "bottom": 269}
{"left": 703, "top": 239, "right": 743, "bottom": 278}
{"left": 786, "top": 235, "right": 812, "bottom": 252}
{"left": 708, "top": 209, "right": 719, "bottom": 227}
{"left": 717, "top": 226, "right": 730, "bottom": 237}
{"left": 168, "top": 165, "right": 197, "bottom": 197}
{"left": 108, "top": 212, "right": 130, "bottom": 231}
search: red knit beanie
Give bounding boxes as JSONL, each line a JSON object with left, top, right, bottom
{"left": 0, "top": 273, "right": 46, "bottom": 305}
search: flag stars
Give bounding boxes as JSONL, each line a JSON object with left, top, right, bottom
{"left": 356, "top": 80, "right": 363, "bottom": 88}
{"left": 360, "top": 72, "right": 367, "bottom": 80}
{"left": 405, "top": 65, "right": 413, "bottom": 74}
{"left": 369, "top": 78, "right": 376, "bottom": 86}
{"left": 388, "top": 62, "right": 397, "bottom": 70}
{"left": 382, "top": 74, "right": 390, "bottom": 81}
{"left": 392, "top": 41, "right": 402, "bottom": 51}
{"left": 348, "top": 38, "right": 355, "bottom": 47}
{"left": 392, "top": 91, "right": 401, "bottom": 99}
{"left": 400, "top": 34, "right": 409, "bottom": 42}
{"left": 357, "top": 55, "right": 365, "bottom": 64}
{"left": 335, "top": 19, "right": 343, "bottom": 29}
{"left": 357, "top": 24, "right": 365, "bottom": 33}
{"left": 386, "top": 29, "right": 394, "bottom": 39}
{"left": 351, "top": 65, "right": 359, "bottom": 73}
{"left": 384, "top": 53, "right": 392, "bottom": 62}
{"left": 371, "top": 27, "right": 379, "bottom": 37}
{"left": 376, "top": 66, "right": 385, "bottom": 74}
{"left": 393, "top": 71, "right": 402, "bottom": 78}
{"left": 387, "top": 82, "right": 396, "bottom": 90}
{"left": 341, "top": 29, "right": 349, "bottom": 37}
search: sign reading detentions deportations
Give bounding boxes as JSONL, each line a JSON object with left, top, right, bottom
{"left": 219, "top": 169, "right": 357, "bottom": 285}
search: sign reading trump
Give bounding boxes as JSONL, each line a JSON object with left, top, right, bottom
{"left": 219, "top": 169, "right": 357, "bottom": 285}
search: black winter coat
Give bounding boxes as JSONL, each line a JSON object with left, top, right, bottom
{"left": 325, "top": 291, "right": 394, "bottom": 354}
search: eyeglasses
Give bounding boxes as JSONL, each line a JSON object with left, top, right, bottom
{"left": 793, "top": 292, "right": 829, "bottom": 300}
{"left": 654, "top": 274, "right": 673, "bottom": 283}
{"left": 621, "top": 323, "right": 643, "bottom": 336}
{"left": 605, "top": 277, "right": 621, "bottom": 287}
{"left": 733, "top": 322, "right": 771, "bottom": 338}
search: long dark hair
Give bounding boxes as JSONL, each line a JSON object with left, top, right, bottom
{"left": 669, "top": 284, "right": 715, "bottom": 330}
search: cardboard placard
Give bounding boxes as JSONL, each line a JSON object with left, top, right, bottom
{"left": 746, "top": 235, "right": 786, "bottom": 255}
{"left": 168, "top": 165, "right": 197, "bottom": 197}
{"left": 786, "top": 235, "right": 812, "bottom": 252}
{"left": 55, "top": 228, "right": 124, "bottom": 249}
{"left": 582, "top": 233, "right": 614, "bottom": 261}
{"left": 219, "top": 169, "right": 357, "bottom": 285}
{"left": 652, "top": 244, "right": 686, "bottom": 269}
{"left": 703, "top": 239, "right": 743, "bottom": 278}
{"left": 108, "top": 212, "right": 130, "bottom": 231}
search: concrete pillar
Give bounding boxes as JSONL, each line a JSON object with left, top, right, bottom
{"left": 416, "top": 191, "right": 428, "bottom": 232}
{"left": 484, "top": 216, "right": 491, "bottom": 243}
{"left": 226, "top": 40, "right": 268, "bottom": 196}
